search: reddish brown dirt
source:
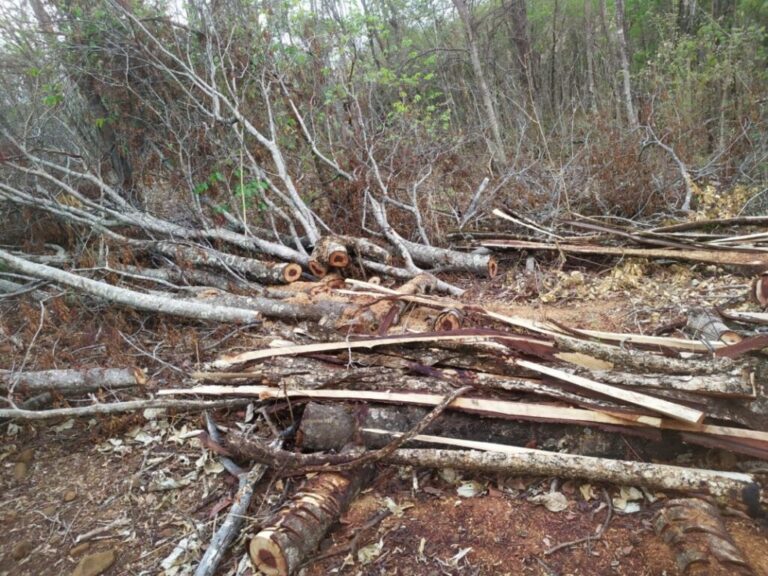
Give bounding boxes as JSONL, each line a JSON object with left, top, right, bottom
{"left": 1, "top": 263, "right": 767, "bottom": 575}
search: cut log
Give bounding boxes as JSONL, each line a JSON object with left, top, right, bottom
{"left": 152, "top": 241, "right": 302, "bottom": 284}
{"left": 654, "top": 499, "right": 755, "bottom": 575}
{"left": 190, "top": 290, "right": 347, "bottom": 323}
{"left": 584, "top": 368, "right": 755, "bottom": 398}
{"left": 369, "top": 273, "right": 437, "bottom": 333}
{"left": 481, "top": 239, "right": 768, "bottom": 275}
{"left": 751, "top": 273, "right": 768, "bottom": 309}
{"left": 113, "top": 264, "right": 250, "bottom": 292}
{"left": 298, "top": 402, "right": 629, "bottom": 458}
{"left": 309, "top": 236, "right": 350, "bottom": 269}
{"left": 402, "top": 237, "right": 498, "bottom": 277}
{"left": 0, "top": 367, "right": 145, "bottom": 393}
{"left": 0, "top": 248, "right": 262, "bottom": 324}
{"left": 248, "top": 463, "right": 373, "bottom": 576}
{"left": 307, "top": 258, "right": 328, "bottom": 278}
{"left": 687, "top": 308, "right": 742, "bottom": 345}
{"left": 335, "top": 235, "right": 391, "bottom": 263}
{"left": 433, "top": 308, "right": 464, "bottom": 331}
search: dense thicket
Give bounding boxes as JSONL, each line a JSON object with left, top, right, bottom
{"left": 0, "top": 0, "right": 766, "bottom": 255}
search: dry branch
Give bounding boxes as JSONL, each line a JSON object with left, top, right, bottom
{"left": 0, "top": 367, "right": 145, "bottom": 393}
{"left": 0, "top": 248, "right": 263, "bottom": 324}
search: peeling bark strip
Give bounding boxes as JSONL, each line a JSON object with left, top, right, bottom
{"left": 153, "top": 241, "right": 301, "bottom": 283}
{"left": 249, "top": 466, "right": 374, "bottom": 576}
{"left": 687, "top": 308, "right": 742, "bottom": 345}
{"left": 208, "top": 329, "right": 554, "bottom": 370}
{"left": 752, "top": 273, "right": 768, "bottom": 308}
{"left": 654, "top": 499, "right": 755, "bottom": 575}
{"left": 514, "top": 359, "right": 705, "bottom": 423}
{"left": 0, "top": 367, "right": 145, "bottom": 393}
{"left": 0, "top": 248, "right": 262, "bottom": 324}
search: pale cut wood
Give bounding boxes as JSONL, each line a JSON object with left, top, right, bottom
{"left": 752, "top": 273, "right": 768, "bottom": 308}
{"left": 344, "top": 279, "right": 721, "bottom": 352}
{"left": 208, "top": 331, "right": 553, "bottom": 370}
{"left": 361, "top": 432, "right": 756, "bottom": 505}
{"left": 515, "top": 359, "right": 704, "bottom": 423}
{"left": 310, "top": 236, "right": 350, "bottom": 269}
{"left": 249, "top": 465, "right": 372, "bottom": 576}
{"left": 161, "top": 385, "right": 768, "bottom": 446}
{"left": 433, "top": 308, "right": 464, "bottom": 331}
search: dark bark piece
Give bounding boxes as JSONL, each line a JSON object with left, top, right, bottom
{"left": 654, "top": 498, "right": 755, "bottom": 575}
{"left": 248, "top": 465, "right": 374, "bottom": 575}
{"left": 751, "top": 273, "right": 768, "bottom": 309}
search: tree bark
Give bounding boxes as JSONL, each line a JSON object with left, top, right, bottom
{"left": 452, "top": 0, "right": 506, "bottom": 165}
{"left": 0, "top": 367, "right": 145, "bottom": 393}
{"left": 614, "top": 0, "right": 638, "bottom": 129}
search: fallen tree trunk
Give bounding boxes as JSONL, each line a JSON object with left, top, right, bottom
{"left": 248, "top": 463, "right": 374, "bottom": 576}
{"left": 378, "top": 436, "right": 761, "bottom": 509}
{"left": 0, "top": 248, "right": 263, "bottom": 324}
{"left": 189, "top": 290, "right": 347, "bottom": 323}
{"left": 152, "top": 241, "right": 302, "bottom": 284}
{"left": 0, "top": 367, "right": 145, "bottom": 393}
{"left": 113, "top": 264, "right": 250, "bottom": 292}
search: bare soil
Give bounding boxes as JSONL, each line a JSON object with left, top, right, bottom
{"left": 1, "top": 261, "right": 766, "bottom": 575}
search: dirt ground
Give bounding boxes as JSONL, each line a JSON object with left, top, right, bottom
{"left": 1, "top": 259, "right": 767, "bottom": 575}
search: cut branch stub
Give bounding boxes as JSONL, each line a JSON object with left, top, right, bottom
{"left": 687, "top": 308, "right": 742, "bottom": 345}
{"left": 752, "top": 273, "right": 768, "bottom": 309}
{"left": 433, "top": 308, "right": 464, "bottom": 331}
{"left": 308, "top": 259, "right": 328, "bottom": 278}
{"left": 310, "top": 237, "right": 350, "bottom": 269}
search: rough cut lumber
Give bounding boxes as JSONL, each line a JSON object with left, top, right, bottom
{"left": 248, "top": 464, "right": 373, "bottom": 575}
{"left": 687, "top": 308, "right": 742, "bottom": 345}
{"left": 364, "top": 439, "right": 759, "bottom": 507}
{"left": 481, "top": 239, "right": 768, "bottom": 274}
{"left": 514, "top": 359, "right": 705, "bottom": 423}
{"left": 162, "top": 385, "right": 768, "bottom": 451}
{"left": 153, "top": 241, "right": 302, "bottom": 283}
{"left": 0, "top": 248, "right": 263, "bottom": 324}
{"left": 298, "top": 402, "right": 628, "bottom": 458}
{"left": 0, "top": 367, "right": 145, "bottom": 393}
{"left": 0, "top": 398, "right": 251, "bottom": 420}
{"left": 654, "top": 499, "right": 755, "bottom": 575}
{"left": 208, "top": 329, "right": 554, "bottom": 370}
